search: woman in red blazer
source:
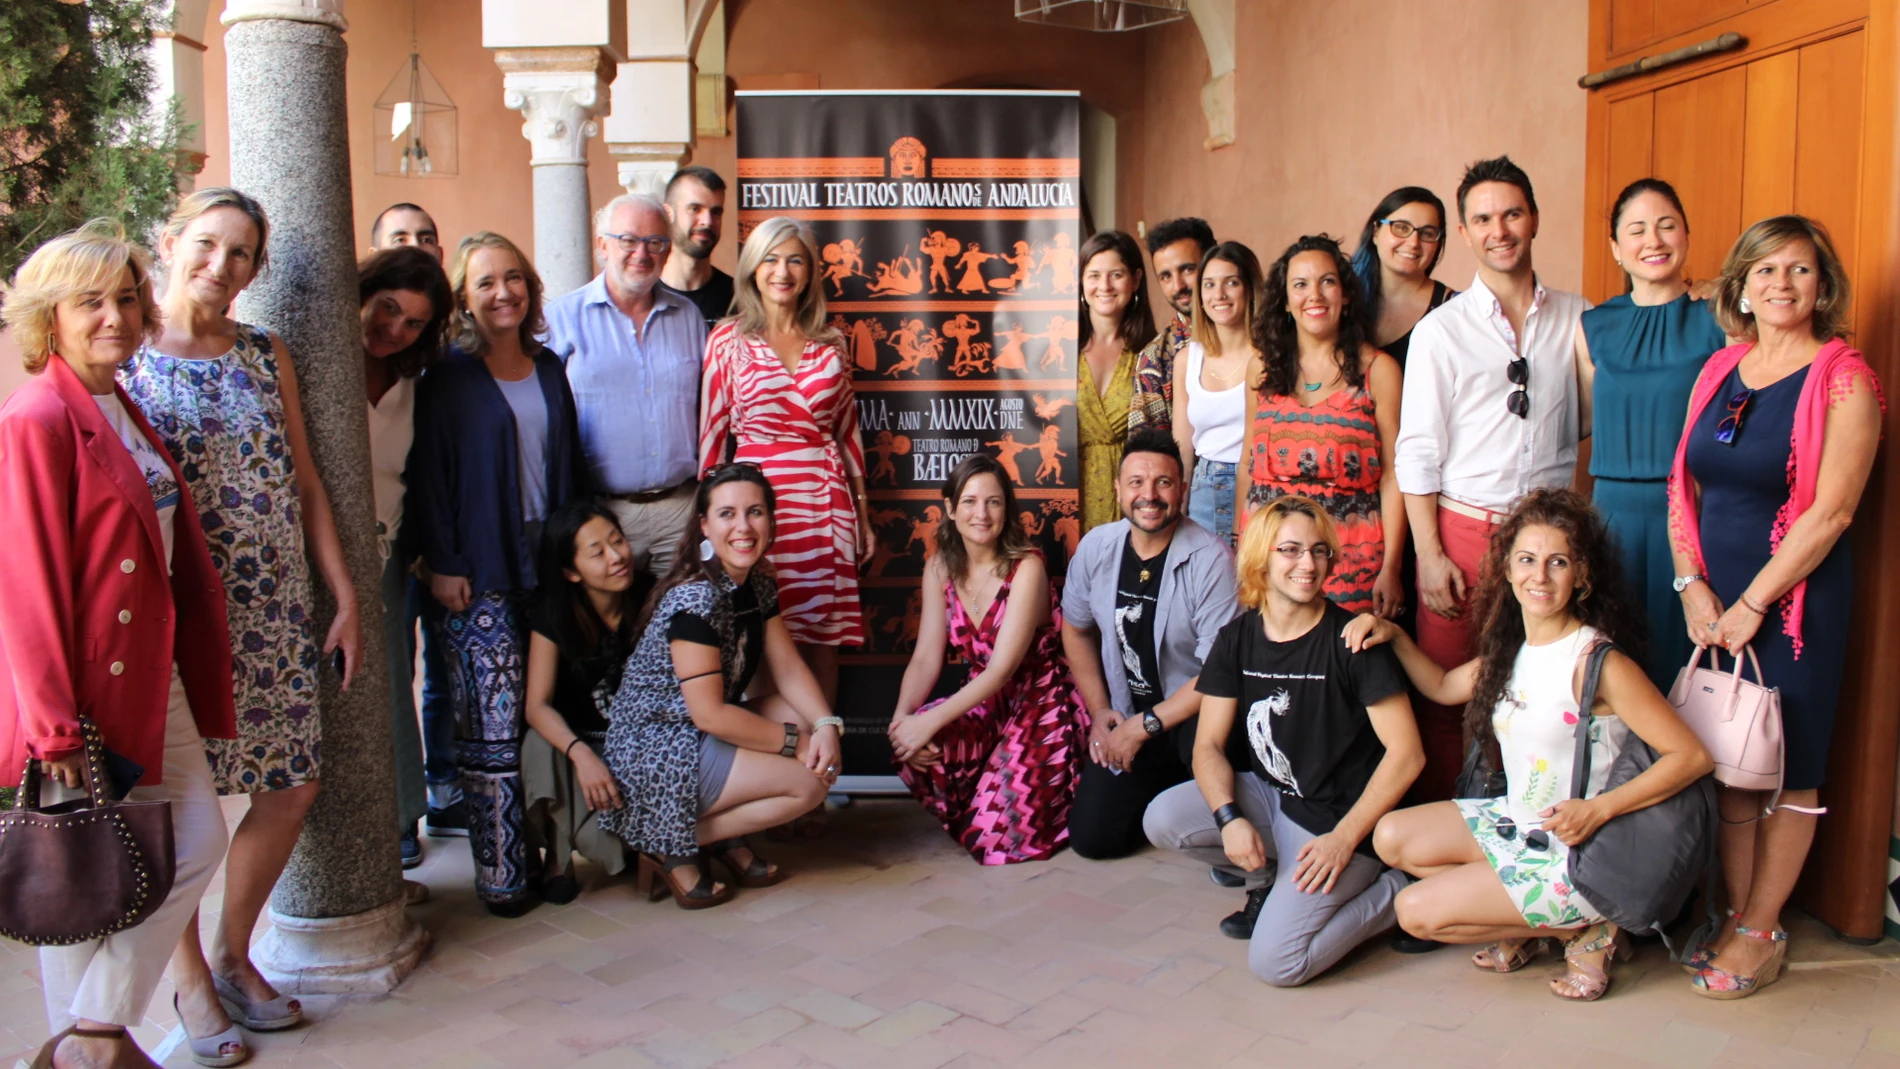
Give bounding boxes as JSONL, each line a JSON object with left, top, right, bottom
{"left": 1, "top": 222, "right": 242, "bottom": 1068}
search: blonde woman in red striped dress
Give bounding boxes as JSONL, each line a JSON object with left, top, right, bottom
{"left": 700, "top": 216, "right": 873, "bottom": 702}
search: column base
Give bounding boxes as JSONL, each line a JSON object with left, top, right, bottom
{"left": 253, "top": 896, "right": 429, "bottom": 995}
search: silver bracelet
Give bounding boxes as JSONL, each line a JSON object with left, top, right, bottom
{"left": 815, "top": 716, "right": 845, "bottom": 732}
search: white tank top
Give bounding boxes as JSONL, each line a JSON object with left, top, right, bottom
{"left": 1492, "top": 625, "right": 1630, "bottom": 828}
{"left": 1184, "top": 341, "right": 1245, "bottom": 463}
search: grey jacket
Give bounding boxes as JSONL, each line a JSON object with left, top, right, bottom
{"left": 1062, "top": 517, "right": 1239, "bottom": 715}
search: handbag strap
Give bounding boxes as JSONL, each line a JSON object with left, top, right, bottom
{"left": 1567, "top": 639, "right": 1619, "bottom": 801}
{"left": 16, "top": 717, "right": 108, "bottom": 813}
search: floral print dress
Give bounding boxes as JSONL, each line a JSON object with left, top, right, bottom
{"left": 123, "top": 325, "right": 321, "bottom": 794}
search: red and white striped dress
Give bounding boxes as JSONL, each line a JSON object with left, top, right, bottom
{"left": 700, "top": 323, "right": 867, "bottom": 646}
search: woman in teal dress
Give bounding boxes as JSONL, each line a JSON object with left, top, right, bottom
{"left": 1575, "top": 179, "right": 1725, "bottom": 688}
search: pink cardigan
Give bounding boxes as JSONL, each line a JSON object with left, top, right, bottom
{"left": 1665, "top": 338, "right": 1883, "bottom": 658}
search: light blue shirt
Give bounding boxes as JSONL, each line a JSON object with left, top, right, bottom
{"left": 544, "top": 274, "right": 707, "bottom": 494}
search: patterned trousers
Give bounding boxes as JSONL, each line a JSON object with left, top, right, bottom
{"left": 437, "top": 591, "right": 530, "bottom": 906}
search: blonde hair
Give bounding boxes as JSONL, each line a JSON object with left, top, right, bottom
{"left": 448, "top": 231, "right": 546, "bottom": 355}
{"left": 2, "top": 219, "right": 161, "bottom": 374}
{"left": 1235, "top": 495, "right": 1340, "bottom": 612}
{"left": 731, "top": 217, "right": 838, "bottom": 344}
{"left": 162, "top": 186, "right": 271, "bottom": 277}
{"left": 1713, "top": 214, "right": 1852, "bottom": 341}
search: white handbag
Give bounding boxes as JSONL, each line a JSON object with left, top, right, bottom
{"left": 1667, "top": 645, "right": 1782, "bottom": 792}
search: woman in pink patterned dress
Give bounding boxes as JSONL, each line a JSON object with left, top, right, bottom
{"left": 700, "top": 217, "right": 873, "bottom": 703}
{"left": 888, "top": 455, "right": 1090, "bottom": 864}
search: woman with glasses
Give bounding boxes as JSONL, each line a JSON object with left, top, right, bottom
{"left": 1667, "top": 216, "right": 1882, "bottom": 999}
{"left": 1351, "top": 187, "right": 1455, "bottom": 369}
{"left": 1239, "top": 236, "right": 1404, "bottom": 618}
{"left": 1348, "top": 489, "right": 1711, "bottom": 1003}
{"left": 699, "top": 216, "right": 871, "bottom": 705}
{"left": 1575, "top": 180, "right": 1726, "bottom": 689}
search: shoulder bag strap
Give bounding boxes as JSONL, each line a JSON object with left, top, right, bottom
{"left": 1568, "top": 640, "right": 1618, "bottom": 800}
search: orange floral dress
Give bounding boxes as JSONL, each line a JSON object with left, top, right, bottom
{"left": 1246, "top": 386, "right": 1385, "bottom": 613}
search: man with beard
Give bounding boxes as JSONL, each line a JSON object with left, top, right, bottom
{"left": 1144, "top": 496, "right": 1421, "bottom": 975}
{"left": 1129, "top": 217, "right": 1215, "bottom": 434}
{"left": 1063, "top": 430, "right": 1240, "bottom": 860}
{"left": 660, "top": 166, "right": 734, "bottom": 327}
{"left": 370, "top": 202, "right": 443, "bottom": 262}
{"left": 1394, "top": 156, "right": 1588, "bottom": 802}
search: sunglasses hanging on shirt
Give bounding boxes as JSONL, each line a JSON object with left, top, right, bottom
{"left": 1506, "top": 356, "right": 1529, "bottom": 419}
{"left": 1714, "top": 387, "right": 1756, "bottom": 445}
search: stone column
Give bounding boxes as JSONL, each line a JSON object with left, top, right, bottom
{"left": 495, "top": 48, "right": 613, "bottom": 298}
{"left": 603, "top": 0, "right": 700, "bottom": 197}
{"left": 221, "top": 0, "right": 426, "bottom": 994}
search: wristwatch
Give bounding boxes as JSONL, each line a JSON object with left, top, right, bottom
{"left": 1141, "top": 710, "right": 1164, "bottom": 737}
{"left": 1672, "top": 573, "right": 1707, "bottom": 593}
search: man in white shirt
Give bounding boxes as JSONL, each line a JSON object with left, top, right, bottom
{"left": 1393, "top": 156, "right": 1589, "bottom": 801}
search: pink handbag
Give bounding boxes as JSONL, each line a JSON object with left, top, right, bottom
{"left": 1667, "top": 645, "right": 1782, "bottom": 791}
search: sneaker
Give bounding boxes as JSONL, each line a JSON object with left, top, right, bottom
{"left": 1209, "top": 866, "right": 1246, "bottom": 889}
{"left": 400, "top": 826, "right": 423, "bottom": 869}
{"left": 426, "top": 800, "right": 469, "bottom": 838}
{"left": 1219, "top": 886, "right": 1270, "bottom": 940}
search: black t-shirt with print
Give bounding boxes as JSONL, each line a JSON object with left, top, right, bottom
{"left": 1113, "top": 537, "right": 1166, "bottom": 714}
{"left": 1198, "top": 601, "right": 1406, "bottom": 852}
{"left": 528, "top": 599, "right": 632, "bottom": 737}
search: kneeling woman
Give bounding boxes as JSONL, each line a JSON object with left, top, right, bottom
{"left": 523, "top": 502, "right": 648, "bottom": 902}
{"left": 889, "top": 455, "right": 1089, "bottom": 864}
{"left": 1349, "top": 488, "right": 1711, "bottom": 1001}
{"left": 600, "top": 465, "right": 843, "bottom": 907}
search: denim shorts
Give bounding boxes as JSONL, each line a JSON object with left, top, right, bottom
{"left": 1188, "top": 459, "right": 1237, "bottom": 542}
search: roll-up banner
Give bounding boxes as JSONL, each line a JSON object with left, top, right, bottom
{"left": 735, "top": 91, "right": 1083, "bottom": 787}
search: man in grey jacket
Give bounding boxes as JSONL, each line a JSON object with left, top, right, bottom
{"left": 1063, "top": 430, "right": 1240, "bottom": 860}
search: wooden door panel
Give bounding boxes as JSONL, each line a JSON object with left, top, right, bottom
{"left": 1609, "top": 0, "right": 1654, "bottom": 55}
{"left": 1602, "top": 95, "right": 1656, "bottom": 296}
{"left": 1794, "top": 31, "right": 1865, "bottom": 283}
{"left": 1652, "top": 67, "right": 1746, "bottom": 284}
{"left": 1742, "top": 51, "right": 1800, "bottom": 227}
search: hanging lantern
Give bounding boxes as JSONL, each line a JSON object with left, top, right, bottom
{"left": 372, "top": 8, "right": 457, "bottom": 178}
{"left": 1014, "top": 0, "right": 1188, "bottom": 31}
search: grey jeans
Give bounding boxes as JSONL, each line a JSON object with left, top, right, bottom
{"left": 1143, "top": 776, "right": 1406, "bottom": 987}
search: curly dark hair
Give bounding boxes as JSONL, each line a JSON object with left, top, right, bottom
{"left": 1465, "top": 488, "right": 1649, "bottom": 757}
{"left": 1256, "top": 234, "right": 1373, "bottom": 399}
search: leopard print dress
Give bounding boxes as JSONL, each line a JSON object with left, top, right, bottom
{"left": 598, "top": 569, "right": 774, "bottom": 856}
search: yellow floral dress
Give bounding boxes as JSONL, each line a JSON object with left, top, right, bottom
{"left": 1078, "top": 347, "right": 1135, "bottom": 532}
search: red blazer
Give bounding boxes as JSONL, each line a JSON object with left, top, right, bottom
{"left": 0, "top": 358, "right": 236, "bottom": 788}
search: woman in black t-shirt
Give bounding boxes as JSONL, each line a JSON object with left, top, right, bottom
{"left": 523, "top": 502, "right": 647, "bottom": 903}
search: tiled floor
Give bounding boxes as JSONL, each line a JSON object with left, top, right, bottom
{"left": 6, "top": 796, "right": 1900, "bottom": 1068}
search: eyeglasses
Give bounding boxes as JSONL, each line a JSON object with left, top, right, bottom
{"left": 1494, "top": 816, "right": 1550, "bottom": 850}
{"left": 602, "top": 232, "right": 672, "bottom": 256}
{"left": 1380, "top": 219, "right": 1444, "bottom": 243}
{"left": 1506, "top": 356, "right": 1529, "bottom": 419}
{"left": 1274, "top": 543, "right": 1335, "bottom": 562}
{"left": 1714, "top": 387, "right": 1756, "bottom": 445}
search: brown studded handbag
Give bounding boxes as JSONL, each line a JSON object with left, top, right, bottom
{"left": 0, "top": 717, "right": 176, "bottom": 946}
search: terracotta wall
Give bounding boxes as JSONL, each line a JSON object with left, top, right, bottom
{"left": 1136, "top": 0, "right": 1590, "bottom": 295}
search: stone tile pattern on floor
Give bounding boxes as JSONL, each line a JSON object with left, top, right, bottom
{"left": 5, "top": 798, "right": 1899, "bottom": 1068}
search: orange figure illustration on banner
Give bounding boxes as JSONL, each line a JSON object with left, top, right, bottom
{"left": 866, "top": 430, "right": 912, "bottom": 485}
{"left": 821, "top": 237, "right": 869, "bottom": 296}
{"left": 864, "top": 507, "right": 910, "bottom": 578}
{"left": 1037, "top": 232, "right": 1078, "bottom": 294}
{"left": 1019, "top": 508, "right": 1045, "bottom": 539}
{"left": 1031, "top": 392, "right": 1072, "bottom": 421}
{"left": 883, "top": 587, "right": 924, "bottom": 651}
{"left": 889, "top": 136, "right": 927, "bottom": 179}
{"left": 868, "top": 246, "right": 925, "bottom": 297}
{"left": 885, "top": 318, "right": 944, "bottom": 376}
{"left": 990, "top": 239, "right": 1037, "bottom": 293}
{"left": 920, "top": 229, "right": 962, "bottom": 294}
{"left": 986, "top": 433, "right": 1033, "bottom": 483}
{"left": 908, "top": 505, "right": 945, "bottom": 560}
{"left": 954, "top": 242, "right": 998, "bottom": 294}
{"left": 1045, "top": 498, "right": 1081, "bottom": 557}
{"left": 1037, "top": 315, "right": 1078, "bottom": 371}
{"left": 1033, "top": 424, "right": 1067, "bottom": 485}
{"left": 835, "top": 315, "right": 887, "bottom": 371}
{"left": 941, "top": 314, "right": 987, "bottom": 375}
{"left": 993, "top": 322, "right": 1032, "bottom": 371}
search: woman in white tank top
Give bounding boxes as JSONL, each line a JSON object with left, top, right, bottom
{"left": 1170, "top": 243, "right": 1261, "bottom": 542}
{"left": 1342, "top": 489, "right": 1711, "bottom": 1002}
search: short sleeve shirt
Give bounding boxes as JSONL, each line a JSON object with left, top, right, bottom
{"left": 1198, "top": 601, "right": 1406, "bottom": 850}
{"left": 666, "top": 573, "right": 779, "bottom": 699}
{"left": 528, "top": 598, "right": 633, "bottom": 736}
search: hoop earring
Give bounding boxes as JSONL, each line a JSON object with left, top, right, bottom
{"left": 699, "top": 538, "right": 715, "bottom": 562}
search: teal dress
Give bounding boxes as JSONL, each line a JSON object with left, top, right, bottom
{"left": 1581, "top": 294, "right": 1723, "bottom": 688}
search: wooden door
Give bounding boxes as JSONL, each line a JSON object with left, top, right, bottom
{"left": 1584, "top": 0, "right": 1900, "bottom": 942}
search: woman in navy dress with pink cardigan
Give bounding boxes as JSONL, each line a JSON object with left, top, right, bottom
{"left": 1667, "top": 215, "right": 1882, "bottom": 1000}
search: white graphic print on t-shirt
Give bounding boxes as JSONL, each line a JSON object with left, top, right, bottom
{"left": 1246, "top": 687, "right": 1299, "bottom": 796}
{"left": 1114, "top": 597, "right": 1153, "bottom": 697}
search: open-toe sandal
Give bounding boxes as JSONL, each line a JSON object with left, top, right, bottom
{"left": 1471, "top": 938, "right": 1546, "bottom": 973}
{"left": 213, "top": 972, "right": 304, "bottom": 1031}
{"left": 636, "top": 851, "right": 732, "bottom": 909}
{"left": 707, "top": 837, "right": 785, "bottom": 888}
{"left": 1690, "top": 924, "right": 1788, "bottom": 1000}
{"left": 175, "top": 994, "right": 251, "bottom": 1066}
{"left": 1551, "top": 922, "right": 1626, "bottom": 1002}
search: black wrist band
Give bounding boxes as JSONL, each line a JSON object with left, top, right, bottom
{"left": 564, "top": 738, "right": 585, "bottom": 760}
{"left": 1213, "top": 803, "right": 1244, "bottom": 830}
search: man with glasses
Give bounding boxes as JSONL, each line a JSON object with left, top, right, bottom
{"left": 660, "top": 166, "right": 734, "bottom": 328}
{"left": 546, "top": 193, "right": 708, "bottom": 577}
{"left": 1130, "top": 217, "right": 1216, "bottom": 434}
{"left": 1393, "top": 156, "right": 1589, "bottom": 802}
{"left": 1063, "top": 430, "right": 1241, "bottom": 865}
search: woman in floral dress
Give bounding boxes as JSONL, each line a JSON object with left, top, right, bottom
{"left": 122, "top": 187, "right": 362, "bottom": 1054}
{"left": 888, "top": 455, "right": 1088, "bottom": 864}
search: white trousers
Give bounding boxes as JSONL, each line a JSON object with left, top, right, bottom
{"left": 38, "top": 668, "right": 228, "bottom": 1028}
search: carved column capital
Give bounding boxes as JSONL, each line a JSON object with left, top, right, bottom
{"left": 494, "top": 47, "right": 614, "bottom": 167}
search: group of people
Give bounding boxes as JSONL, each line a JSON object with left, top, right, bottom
{"left": 0, "top": 148, "right": 1880, "bottom": 1067}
